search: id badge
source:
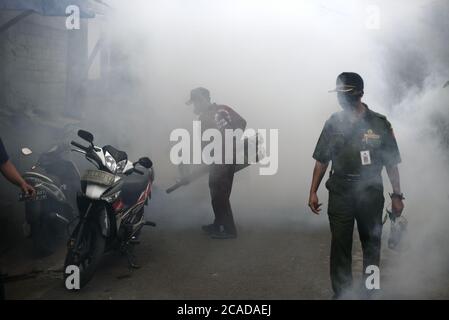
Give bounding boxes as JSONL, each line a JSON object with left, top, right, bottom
{"left": 360, "top": 150, "right": 372, "bottom": 166}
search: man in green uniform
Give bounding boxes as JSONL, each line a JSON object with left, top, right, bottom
{"left": 308, "top": 72, "right": 405, "bottom": 299}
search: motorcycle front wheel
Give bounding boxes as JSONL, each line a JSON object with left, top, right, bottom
{"left": 64, "top": 222, "right": 105, "bottom": 288}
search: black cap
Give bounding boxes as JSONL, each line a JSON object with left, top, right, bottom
{"left": 186, "top": 87, "right": 210, "bottom": 105}
{"left": 329, "top": 72, "right": 364, "bottom": 93}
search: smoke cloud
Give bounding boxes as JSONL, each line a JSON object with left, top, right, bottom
{"left": 97, "top": 0, "right": 449, "bottom": 298}
{"left": 1, "top": 0, "right": 448, "bottom": 298}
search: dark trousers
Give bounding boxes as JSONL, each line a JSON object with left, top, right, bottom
{"left": 208, "top": 164, "right": 236, "bottom": 234}
{"left": 327, "top": 179, "right": 384, "bottom": 296}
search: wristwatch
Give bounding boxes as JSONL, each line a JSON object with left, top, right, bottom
{"left": 389, "top": 192, "right": 405, "bottom": 200}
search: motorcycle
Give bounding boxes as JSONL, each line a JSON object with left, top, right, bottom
{"left": 19, "top": 143, "right": 80, "bottom": 257}
{"left": 64, "top": 130, "right": 155, "bottom": 288}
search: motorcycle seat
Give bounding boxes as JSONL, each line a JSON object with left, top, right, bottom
{"left": 103, "top": 145, "right": 128, "bottom": 162}
{"left": 121, "top": 170, "right": 151, "bottom": 205}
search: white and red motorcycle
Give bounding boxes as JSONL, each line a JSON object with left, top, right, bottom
{"left": 64, "top": 130, "right": 155, "bottom": 287}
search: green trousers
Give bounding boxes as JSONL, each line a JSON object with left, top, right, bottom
{"left": 326, "top": 176, "right": 385, "bottom": 296}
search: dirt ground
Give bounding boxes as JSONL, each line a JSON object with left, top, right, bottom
{"left": 2, "top": 185, "right": 449, "bottom": 300}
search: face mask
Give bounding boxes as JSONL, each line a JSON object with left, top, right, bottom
{"left": 337, "top": 92, "right": 359, "bottom": 110}
{"left": 193, "top": 104, "right": 201, "bottom": 115}
{"left": 193, "top": 100, "right": 209, "bottom": 115}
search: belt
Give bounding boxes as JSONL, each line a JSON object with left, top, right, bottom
{"left": 330, "top": 171, "right": 380, "bottom": 182}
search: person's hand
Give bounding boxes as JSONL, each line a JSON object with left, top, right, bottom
{"left": 308, "top": 192, "right": 322, "bottom": 215}
{"left": 20, "top": 182, "right": 36, "bottom": 197}
{"left": 392, "top": 197, "right": 404, "bottom": 217}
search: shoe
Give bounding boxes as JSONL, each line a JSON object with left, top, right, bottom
{"left": 202, "top": 224, "right": 219, "bottom": 234}
{"left": 210, "top": 229, "right": 237, "bottom": 239}
{"left": 331, "top": 293, "right": 341, "bottom": 300}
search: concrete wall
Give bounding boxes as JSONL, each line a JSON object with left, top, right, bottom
{"left": 0, "top": 11, "right": 69, "bottom": 117}
{"left": 0, "top": 10, "right": 88, "bottom": 253}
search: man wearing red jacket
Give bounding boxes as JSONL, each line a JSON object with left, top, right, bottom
{"left": 186, "top": 87, "right": 247, "bottom": 239}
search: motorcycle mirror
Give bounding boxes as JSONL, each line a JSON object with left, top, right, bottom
{"left": 138, "top": 157, "right": 153, "bottom": 169}
{"left": 21, "top": 147, "right": 33, "bottom": 156}
{"left": 78, "top": 130, "right": 94, "bottom": 144}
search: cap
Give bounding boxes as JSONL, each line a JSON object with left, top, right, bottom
{"left": 329, "top": 72, "right": 364, "bottom": 93}
{"left": 186, "top": 87, "right": 210, "bottom": 105}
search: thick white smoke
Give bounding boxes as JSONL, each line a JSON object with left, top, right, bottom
{"left": 87, "top": 0, "right": 449, "bottom": 298}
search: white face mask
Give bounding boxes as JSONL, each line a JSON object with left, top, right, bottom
{"left": 193, "top": 99, "right": 210, "bottom": 115}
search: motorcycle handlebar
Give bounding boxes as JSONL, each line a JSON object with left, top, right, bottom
{"left": 71, "top": 141, "right": 88, "bottom": 151}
